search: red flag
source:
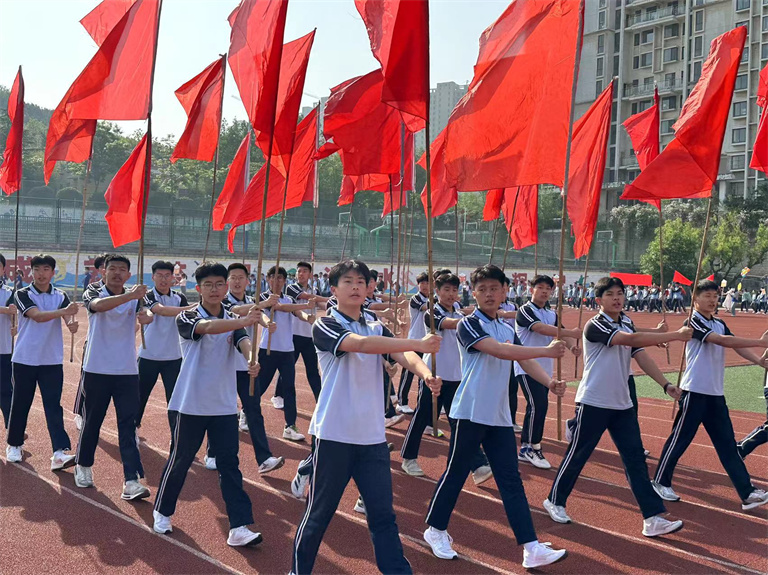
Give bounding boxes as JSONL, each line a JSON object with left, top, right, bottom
{"left": 706, "top": 273, "right": 715, "bottom": 281}
{"left": 418, "top": 129, "right": 458, "bottom": 217}
{"left": 80, "top": 0, "right": 135, "bottom": 46}
{"left": 315, "top": 140, "right": 340, "bottom": 160}
{"left": 503, "top": 185, "right": 538, "bottom": 250}
{"left": 65, "top": 0, "right": 160, "bottom": 121}
{"left": 622, "top": 28, "right": 746, "bottom": 201}
{"left": 610, "top": 272, "right": 653, "bottom": 287}
{"left": 170, "top": 57, "right": 226, "bottom": 163}
{"left": 212, "top": 134, "right": 250, "bottom": 231}
{"left": 673, "top": 270, "right": 693, "bottom": 286}
{"left": 483, "top": 189, "right": 503, "bottom": 222}
{"left": 750, "top": 64, "right": 768, "bottom": 173}
{"left": 228, "top": 0, "right": 288, "bottom": 136}
{"left": 354, "top": 0, "right": 428, "bottom": 132}
{"left": 623, "top": 87, "right": 660, "bottom": 210}
{"left": 567, "top": 81, "right": 613, "bottom": 259}
{"left": 104, "top": 133, "right": 149, "bottom": 247}
{"left": 0, "top": 68, "right": 25, "bottom": 195}
{"left": 255, "top": 30, "right": 316, "bottom": 176}
{"left": 441, "top": 0, "right": 583, "bottom": 191}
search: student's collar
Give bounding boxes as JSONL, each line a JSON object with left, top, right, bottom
{"left": 153, "top": 286, "right": 171, "bottom": 297}
{"left": 227, "top": 290, "right": 246, "bottom": 304}
{"left": 30, "top": 282, "right": 53, "bottom": 295}
{"left": 436, "top": 301, "right": 452, "bottom": 314}
{"left": 104, "top": 284, "right": 125, "bottom": 296}
{"left": 331, "top": 306, "right": 367, "bottom": 326}
{"left": 693, "top": 309, "right": 714, "bottom": 321}
{"left": 474, "top": 307, "right": 499, "bottom": 323}
{"left": 598, "top": 310, "right": 623, "bottom": 324}
{"left": 529, "top": 299, "right": 546, "bottom": 310}
{"left": 200, "top": 302, "right": 225, "bottom": 319}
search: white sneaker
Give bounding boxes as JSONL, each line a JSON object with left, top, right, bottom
{"left": 204, "top": 456, "right": 217, "bottom": 470}
{"left": 122, "top": 479, "right": 151, "bottom": 501}
{"left": 74, "top": 414, "right": 83, "bottom": 431}
{"left": 51, "top": 450, "right": 76, "bottom": 471}
{"left": 283, "top": 425, "right": 305, "bottom": 442}
{"left": 642, "top": 515, "right": 683, "bottom": 537}
{"left": 512, "top": 423, "right": 523, "bottom": 433}
{"left": 522, "top": 541, "right": 567, "bottom": 569}
{"left": 472, "top": 465, "right": 493, "bottom": 486}
{"left": 291, "top": 472, "right": 310, "bottom": 499}
{"left": 227, "top": 525, "right": 262, "bottom": 547}
{"left": 6, "top": 445, "right": 22, "bottom": 463}
{"left": 401, "top": 458, "right": 425, "bottom": 477}
{"left": 423, "top": 425, "right": 444, "bottom": 437}
{"left": 543, "top": 498, "right": 571, "bottom": 524}
{"left": 239, "top": 410, "right": 249, "bottom": 432}
{"left": 271, "top": 396, "right": 284, "bottom": 410}
{"left": 258, "top": 456, "right": 284, "bottom": 474}
{"left": 742, "top": 489, "right": 768, "bottom": 510}
{"left": 74, "top": 464, "right": 94, "bottom": 488}
{"left": 565, "top": 419, "right": 574, "bottom": 443}
{"left": 390, "top": 394, "right": 398, "bottom": 406}
{"left": 153, "top": 510, "right": 172, "bottom": 534}
{"left": 651, "top": 481, "right": 681, "bottom": 502}
{"left": 395, "top": 404, "right": 414, "bottom": 415}
{"left": 384, "top": 414, "right": 404, "bottom": 428}
{"left": 353, "top": 495, "right": 366, "bottom": 514}
{"left": 644, "top": 449, "right": 650, "bottom": 456}
{"left": 135, "top": 430, "right": 141, "bottom": 448}
{"left": 519, "top": 446, "right": 552, "bottom": 470}
{"left": 423, "top": 527, "right": 458, "bottom": 560}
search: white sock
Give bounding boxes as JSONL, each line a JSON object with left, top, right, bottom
{"left": 532, "top": 443, "right": 542, "bottom": 450}
{"left": 523, "top": 540, "right": 539, "bottom": 552}
{"left": 429, "top": 526, "right": 446, "bottom": 534}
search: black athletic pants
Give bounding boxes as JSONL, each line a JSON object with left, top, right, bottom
{"left": 738, "top": 386, "right": 768, "bottom": 458}
{"left": 517, "top": 374, "right": 549, "bottom": 445}
{"left": 258, "top": 349, "right": 297, "bottom": 427}
{"left": 275, "top": 335, "right": 321, "bottom": 401}
{"left": 397, "top": 352, "right": 422, "bottom": 407}
{"left": 0, "top": 353, "right": 11, "bottom": 428}
{"left": 136, "top": 357, "right": 182, "bottom": 428}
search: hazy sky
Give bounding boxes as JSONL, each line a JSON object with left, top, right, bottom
{"left": 0, "top": 0, "right": 510, "bottom": 139}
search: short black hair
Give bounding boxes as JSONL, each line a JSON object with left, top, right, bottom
{"left": 436, "top": 273, "right": 460, "bottom": 289}
{"left": 433, "top": 267, "right": 452, "bottom": 281}
{"left": 329, "top": 259, "right": 371, "bottom": 287}
{"left": 94, "top": 253, "right": 110, "bottom": 270}
{"left": 104, "top": 254, "right": 131, "bottom": 270}
{"left": 151, "top": 260, "right": 174, "bottom": 274}
{"left": 369, "top": 269, "right": 379, "bottom": 280}
{"left": 194, "top": 261, "right": 227, "bottom": 284}
{"left": 470, "top": 264, "right": 506, "bottom": 286}
{"left": 502, "top": 276, "right": 510, "bottom": 286}
{"left": 297, "top": 261, "right": 312, "bottom": 272}
{"left": 530, "top": 274, "right": 555, "bottom": 289}
{"left": 694, "top": 279, "right": 719, "bottom": 296}
{"left": 267, "top": 265, "right": 287, "bottom": 279}
{"left": 0, "top": 254, "right": 5, "bottom": 268}
{"left": 594, "top": 276, "right": 624, "bottom": 298}
{"left": 416, "top": 272, "right": 429, "bottom": 284}
{"left": 227, "top": 262, "right": 249, "bottom": 277}
{"left": 30, "top": 254, "right": 56, "bottom": 269}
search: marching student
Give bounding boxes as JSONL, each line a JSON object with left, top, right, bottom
{"left": 0, "top": 253, "right": 15, "bottom": 428}
{"left": 737, "top": 352, "right": 768, "bottom": 459}
{"left": 400, "top": 273, "right": 492, "bottom": 485}
{"left": 152, "top": 261, "right": 264, "bottom": 547}
{"left": 5, "top": 254, "right": 79, "bottom": 470}
{"left": 135, "top": 261, "right": 192, "bottom": 433}
{"left": 652, "top": 280, "right": 768, "bottom": 510}
{"left": 291, "top": 259, "right": 441, "bottom": 575}
{"left": 423, "top": 264, "right": 569, "bottom": 569}
{"left": 397, "top": 272, "right": 430, "bottom": 413}
{"left": 74, "top": 255, "right": 153, "bottom": 499}
{"left": 499, "top": 276, "right": 522, "bottom": 432}
{"left": 543, "top": 276, "right": 690, "bottom": 537}
{"left": 514, "top": 275, "right": 580, "bottom": 469}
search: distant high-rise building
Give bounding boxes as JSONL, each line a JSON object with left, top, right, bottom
{"left": 415, "top": 81, "right": 469, "bottom": 150}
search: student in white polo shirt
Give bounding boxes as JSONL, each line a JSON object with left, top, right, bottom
{"left": 136, "top": 260, "right": 192, "bottom": 432}
{"left": 499, "top": 276, "right": 522, "bottom": 432}
{"left": 152, "top": 262, "right": 263, "bottom": 547}
{"left": 653, "top": 279, "right": 768, "bottom": 510}
{"left": 5, "top": 254, "right": 79, "bottom": 470}
{"left": 0, "top": 253, "right": 16, "bottom": 429}
{"left": 544, "top": 276, "right": 691, "bottom": 537}
{"left": 396, "top": 272, "right": 430, "bottom": 412}
{"left": 74, "top": 255, "right": 153, "bottom": 500}
{"left": 423, "top": 265, "right": 568, "bottom": 570}
{"left": 291, "top": 259, "right": 441, "bottom": 575}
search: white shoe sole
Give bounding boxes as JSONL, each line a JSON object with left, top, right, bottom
{"left": 423, "top": 530, "right": 458, "bottom": 560}
{"left": 543, "top": 500, "right": 571, "bottom": 524}
{"left": 153, "top": 524, "right": 172, "bottom": 534}
{"left": 520, "top": 453, "right": 551, "bottom": 469}
{"left": 227, "top": 532, "right": 263, "bottom": 547}
{"left": 51, "top": 457, "right": 77, "bottom": 471}
{"left": 401, "top": 465, "right": 425, "bottom": 477}
{"left": 74, "top": 479, "right": 94, "bottom": 488}
{"left": 643, "top": 520, "right": 683, "bottom": 537}
{"left": 523, "top": 549, "right": 568, "bottom": 569}
{"left": 121, "top": 488, "right": 151, "bottom": 501}
{"left": 258, "top": 457, "right": 285, "bottom": 474}
{"left": 742, "top": 497, "right": 768, "bottom": 510}
{"left": 651, "top": 482, "right": 680, "bottom": 502}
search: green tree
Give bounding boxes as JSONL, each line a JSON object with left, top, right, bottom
{"left": 706, "top": 211, "right": 749, "bottom": 283}
{"left": 640, "top": 218, "right": 703, "bottom": 285}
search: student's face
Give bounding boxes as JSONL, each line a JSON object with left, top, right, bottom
{"left": 437, "top": 284, "right": 459, "bottom": 306}
{"left": 32, "top": 265, "right": 54, "bottom": 285}
{"left": 297, "top": 266, "right": 311, "bottom": 285}
{"left": 0, "top": 262, "right": 4, "bottom": 277}
{"left": 196, "top": 275, "right": 227, "bottom": 304}
{"left": 269, "top": 274, "right": 286, "bottom": 293}
{"left": 597, "top": 286, "right": 625, "bottom": 313}
{"left": 367, "top": 279, "right": 376, "bottom": 297}
{"left": 228, "top": 269, "right": 248, "bottom": 295}
{"left": 331, "top": 271, "right": 366, "bottom": 304}
{"left": 473, "top": 279, "right": 505, "bottom": 311}
{"left": 531, "top": 282, "right": 552, "bottom": 304}
{"left": 105, "top": 262, "right": 131, "bottom": 287}
{"left": 152, "top": 269, "right": 174, "bottom": 292}
{"left": 418, "top": 280, "right": 429, "bottom": 295}
{"left": 694, "top": 289, "right": 719, "bottom": 314}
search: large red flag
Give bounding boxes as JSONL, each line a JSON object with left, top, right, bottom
{"left": 567, "top": 80, "right": 613, "bottom": 259}
{"left": 0, "top": 68, "right": 25, "bottom": 195}
{"left": 418, "top": 129, "right": 458, "bottom": 217}
{"left": 228, "top": 0, "right": 288, "bottom": 137}
{"left": 442, "top": 0, "right": 583, "bottom": 191}
{"left": 750, "top": 64, "right": 768, "bottom": 173}
{"left": 622, "top": 27, "right": 746, "bottom": 201}
{"left": 354, "top": 0, "right": 428, "bottom": 132}
{"left": 212, "top": 134, "right": 251, "bottom": 231}
{"left": 79, "top": 0, "right": 135, "bottom": 46}
{"left": 503, "top": 185, "right": 538, "bottom": 250}
{"left": 483, "top": 189, "right": 503, "bottom": 222}
{"left": 673, "top": 270, "right": 693, "bottom": 286}
{"left": 104, "top": 133, "right": 149, "bottom": 247}
{"left": 171, "top": 57, "right": 226, "bottom": 163}
{"left": 65, "top": 0, "right": 160, "bottom": 121}
{"left": 622, "top": 87, "right": 661, "bottom": 210}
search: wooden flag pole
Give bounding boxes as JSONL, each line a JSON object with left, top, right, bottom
{"left": 534, "top": 242, "right": 539, "bottom": 276}
{"left": 488, "top": 217, "right": 500, "bottom": 265}
{"left": 424, "top": 127, "right": 440, "bottom": 437}
{"left": 394, "top": 122, "right": 407, "bottom": 334}
{"left": 203, "top": 54, "right": 228, "bottom": 264}
{"left": 501, "top": 190, "right": 521, "bottom": 272}
{"left": 389, "top": 178, "right": 396, "bottom": 317}
{"left": 657, "top": 207, "right": 671, "bottom": 364}
{"left": 405, "top": 191, "right": 415, "bottom": 295}
{"left": 310, "top": 103, "right": 320, "bottom": 316}
{"left": 555, "top": 3, "right": 584, "bottom": 441}
{"left": 10, "top": 171, "right": 21, "bottom": 354}
{"left": 573, "top": 249, "right": 591, "bottom": 379}
{"left": 341, "top": 208, "right": 353, "bottom": 260}
{"left": 454, "top": 204, "right": 460, "bottom": 272}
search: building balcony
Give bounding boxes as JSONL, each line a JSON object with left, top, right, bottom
{"left": 626, "top": 0, "right": 661, "bottom": 6}
{"left": 626, "top": 5, "right": 682, "bottom": 29}
{"left": 620, "top": 152, "right": 639, "bottom": 168}
{"left": 622, "top": 78, "right": 683, "bottom": 99}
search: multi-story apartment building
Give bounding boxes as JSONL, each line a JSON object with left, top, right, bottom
{"left": 414, "top": 81, "right": 468, "bottom": 150}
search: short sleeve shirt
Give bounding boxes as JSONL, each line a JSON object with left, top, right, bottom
{"left": 259, "top": 291, "right": 296, "bottom": 352}
{"left": 0, "top": 281, "right": 13, "bottom": 355}
{"left": 408, "top": 293, "right": 429, "bottom": 339}
{"left": 681, "top": 311, "right": 731, "bottom": 396}
{"left": 12, "top": 284, "right": 70, "bottom": 366}
{"left": 286, "top": 282, "right": 317, "bottom": 338}
{"left": 222, "top": 292, "right": 256, "bottom": 371}
{"left": 139, "top": 287, "right": 188, "bottom": 361}
{"left": 82, "top": 283, "right": 141, "bottom": 375}
{"left": 424, "top": 302, "right": 462, "bottom": 382}
{"left": 514, "top": 302, "right": 558, "bottom": 378}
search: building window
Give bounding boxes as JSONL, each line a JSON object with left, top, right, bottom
{"left": 693, "top": 36, "right": 703, "bottom": 58}
{"left": 633, "top": 56, "right": 640, "bottom": 69}
{"left": 735, "top": 74, "right": 748, "bottom": 90}
{"left": 663, "top": 47, "right": 679, "bottom": 62}
{"left": 694, "top": 10, "right": 703, "bottom": 32}
{"left": 597, "top": 35, "right": 605, "bottom": 55}
{"left": 743, "top": 46, "right": 750, "bottom": 63}
{"left": 640, "top": 52, "right": 652, "bottom": 67}
{"left": 693, "top": 61, "right": 703, "bottom": 82}
{"left": 596, "top": 57, "right": 604, "bottom": 77}
{"left": 641, "top": 30, "right": 654, "bottom": 44}
{"left": 614, "top": 32, "right": 621, "bottom": 50}
{"left": 762, "top": 43, "right": 768, "bottom": 60}
{"left": 664, "top": 24, "right": 679, "bottom": 38}
{"left": 763, "top": 16, "right": 768, "bottom": 31}
{"left": 615, "top": 9, "right": 622, "bottom": 29}
{"left": 662, "top": 96, "right": 677, "bottom": 110}
{"left": 599, "top": 0, "right": 607, "bottom": 7}
{"left": 596, "top": 80, "right": 604, "bottom": 96}
{"left": 613, "top": 54, "right": 620, "bottom": 76}
{"left": 639, "top": 99, "right": 653, "bottom": 112}
{"left": 634, "top": 33, "right": 640, "bottom": 47}
{"left": 735, "top": 21, "right": 749, "bottom": 31}
{"left": 731, "top": 155, "right": 746, "bottom": 170}
{"left": 598, "top": 10, "right": 606, "bottom": 30}
{"left": 736, "top": 0, "right": 750, "bottom": 10}
{"left": 732, "top": 128, "right": 747, "bottom": 143}
{"left": 661, "top": 120, "right": 675, "bottom": 134}
{"left": 733, "top": 101, "right": 747, "bottom": 117}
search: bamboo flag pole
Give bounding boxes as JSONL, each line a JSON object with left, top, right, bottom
{"left": 10, "top": 170, "right": 21, "bottom": 354}
{"left": 658, "top": 207, "right": 671, "bottom": 364}
{"left": 203, "top": 54, "right": 228, "bottom": 263}
{"left": 671, "top": 194, "right": 714, "bottom": 418}
{"left": 405, "top": 191, "right": 415, "bottom": 294}
{"left": 454, "top": 204, "right": 460, "bottom": 272}
{"left": 393, "top": 122, "right": 407, "bottom": 333}
{"left": 573, "top": 248, "right": 591, "bottom": 379}
{"left": 488, "top": 217, "right": 500, "bottom": 265}
{"left": 555, "top": 3, "right": 584, "bottom": 441}
{"left": 310, "top": 103, "right": 321, "bottom": 315}
{"left": 534, "top": 242, "right": 539, "bottom": 276}
{"left": 340, "top": 208, "right": 352, "bottom": 260}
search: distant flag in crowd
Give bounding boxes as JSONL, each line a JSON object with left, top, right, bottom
{"left": 672, "top": 270, "right": 693, "bottom": 286}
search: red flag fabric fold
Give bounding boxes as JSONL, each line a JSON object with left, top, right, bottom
{"left": 622, "top": 86, "right": 660, "bottom": 210}
{"left": 622, "top": 27, "right": 746, "bottom": 201}
{"left": 673, "top": 270, "right": 693, "bottom": 286}
{"left": 80, "top": 0, "right": 135, "bottom": 46}
{"left": 567, "top": 80, "right": 614, "bottom": 259}
{"left": 212, "top": 134, "right": 251, "bottom": 231}
{"left": 706, "top": 273, "right": 715, "bottom": 281}
{"left": 418, "top": 129, "right": 458, "bottom": 218}
{"left": 610, "top": 272, "right": 652, "bottom": 287}
{"left": 0, "top": 68, "right": 25, "bottom": 195}
{"left": 503, "top": 185, "right": 538, "bottom": 250}
{"left": 171, "top": 57, "right": 226, "bottom": 163}
{"left": 441, "top": 0, "right": 583, "bottom": 191}
{"left": 750, "top": 64, "right": 768, "bottom": 173}
{"left": 104, "top": 133, "right": 149, "bottom": 247}
{"left": 483, "top": 189, "right": 503, "bottom": 222}
{"left": 354, "top": 0, "right": 428, "bottom": 132}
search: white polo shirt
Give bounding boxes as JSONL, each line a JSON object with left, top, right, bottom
{"left": 222, "top": 291, "right": 255, "bottom": 371}
{"left": 83, "top": 282, "right": 141, "bottom": 375}
{"left": 681, "top": 311, "right": 731, "bottom": 396}
{"left": 452, "top": 309, "right": 521, "bottom": 427}
{"left": 286, "top": 282, "right": 317, "bottom": 339}
{"left": 310, "top": 308, "right": 393, "bottom": 445}
{"left": 408, "top": 292, "right": 429, "bottom": 340}
{"left": 12, "top": 283, "right": 70, "bottom": 366}
{"left": 0, "top": 281, "right": 13, "bottom": 355}
{"left": 259, "top": 290, "right": 296, "bottom": 352}
{"left": 169, "top": 304, "right": 248, "bottom": 416}
{"left": 575, "top": 311, "right": 643, "bottom": 410}
{"left": 139, "top": 287, "right": 188, "bottom": 361}
{"left": 424, "top": 302, "right": 462, "bottom": 382}
{"left": 514, "top": 301, "right": 558, "bottom": 378}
